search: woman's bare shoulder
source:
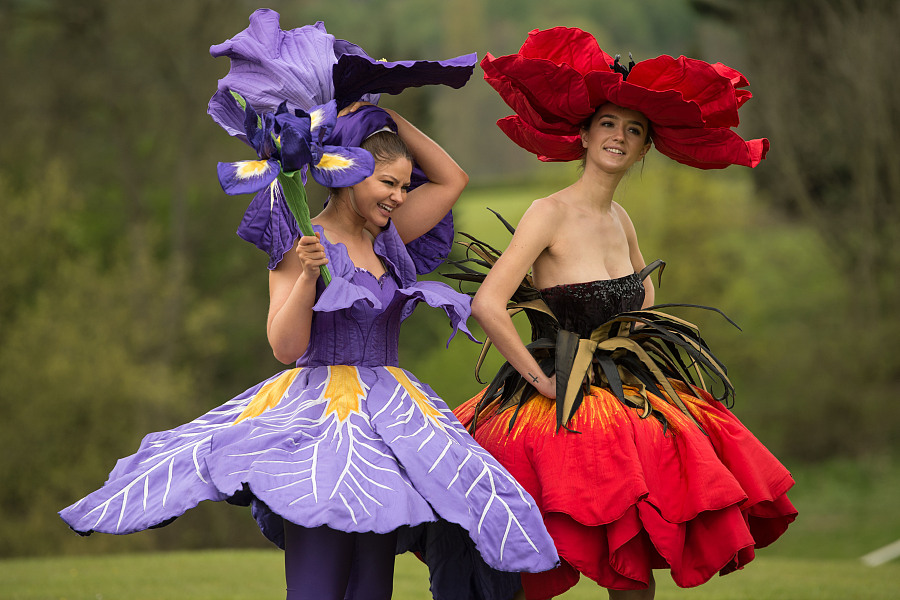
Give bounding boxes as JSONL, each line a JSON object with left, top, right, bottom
{"left": 611, "top": 201, "right": 636, "bottom": 226}
{"left": 522, "top": 193, "right": 567, "bottom": 224}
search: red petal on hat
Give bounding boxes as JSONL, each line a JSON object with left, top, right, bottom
{"left": 709, "top": 63, "right": 754, "bottom": 110}
{"left": 481, "top": 26, "right": 768, "bottom": 168}
{"left": 586, "top": 73, "right": 705, "bottom": 127}
{"left": 482, "top": 54, "right": 575, "bottom": 134}
{"left": 482, "top": 52, "right": 594, "bottom": 129}
{"left": 652, "top": 125, "right": 769, "bottom": 169}
{"left": 629, "top": 56, "right": 741, "bottom": 128}
{"left": 518, "top": 26, "right": 615, "bottom": 75}
{"left": 482, "top": 53, "right": 555, "bottom": 130}
{"left": 497, "top": 116, "right": 583, "bottom": 162}
{"left": 712, "top": 63, "right": 750, "bottom": 90}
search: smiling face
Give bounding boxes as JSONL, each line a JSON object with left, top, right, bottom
{"left": 581, "top": 103, "right": 652, "bottom": 173}
{"left": 350, "top": 157, "right": 413, "bottom": 228}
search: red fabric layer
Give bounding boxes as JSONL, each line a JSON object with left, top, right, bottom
{"left": 454, "top": 383, "right": 796, "bottom": 596}
{"left": 481, "top": 26, "right": 768, "bottom": 169}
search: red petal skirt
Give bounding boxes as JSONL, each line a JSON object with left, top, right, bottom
{"left": 453, "top": 381, "right": 796, "bottom": 598}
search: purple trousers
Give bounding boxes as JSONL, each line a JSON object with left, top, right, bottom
{"left": 284, "top": 521, "right": 399, "bottom": 600}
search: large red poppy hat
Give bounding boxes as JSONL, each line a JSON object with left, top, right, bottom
{"left": 482, "top": 27, "right": 768, "bottom": 168}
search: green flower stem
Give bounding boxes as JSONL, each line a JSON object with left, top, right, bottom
{"left": 277, "top": 171, "right": 331, "bottom": 286}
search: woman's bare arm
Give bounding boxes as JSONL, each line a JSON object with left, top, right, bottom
{"left": 266, "top": 234, "right": 329, "bottom": 364}
{"left": 471, "top": 199, "right": 561, "bottom": 399}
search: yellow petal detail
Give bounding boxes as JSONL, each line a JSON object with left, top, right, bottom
{"left": 316, "top": 153, "right": 353, "bottom": 171}
{"left": 385, "top": 367, "right": 446, "bottom": 430}
{"left": 236, "top": 160, "right": 271, "bottom": 178}
{"left": 322, "top": 366, "right": 366, "bottom": 422}
{"left": 233, "top": 369, "right": 303, "bottom": 425}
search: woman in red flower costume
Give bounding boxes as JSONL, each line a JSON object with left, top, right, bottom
{"left": 452, "top": 27, "right": 796, "bottom": 599}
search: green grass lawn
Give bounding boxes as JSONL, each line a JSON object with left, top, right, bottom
{"left": 6, "top": 457, "right": 899, "bottom": 598}
{"left": 2, "top": 549, "right": 898, "bottom": 600}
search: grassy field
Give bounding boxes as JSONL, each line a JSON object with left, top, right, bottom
{"left": 2, "top": 549, "right": 898, "bottom": 600}
{"left": 5, "top": 458, "right": 899, "bottom": 599}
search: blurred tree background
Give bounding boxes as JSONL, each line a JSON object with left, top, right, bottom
{"left": 0, "top": 0, "right": 897, "bottom": 558}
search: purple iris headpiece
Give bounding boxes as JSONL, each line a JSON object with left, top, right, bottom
{"left": 208, "top": 9, "right": 476, "bottom": 142}
{"left": 207, "top": 9, "right": 477, "bottom": 276}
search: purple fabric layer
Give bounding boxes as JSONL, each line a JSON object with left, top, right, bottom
{"left": 236, "top": 183, "right": 300, "bottom": 270}
{"left": 209, "top": 12, "right": 379, "bottom": 115}
{"left": 405, "top": 210, "right": 454, "bottom": 275}
{"left": 58, "top": 364, "right": 558, "bottom": 575}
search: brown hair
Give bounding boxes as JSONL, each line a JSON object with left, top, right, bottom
{"left": 361, "top": 130, "right": 413, "bottom": 166}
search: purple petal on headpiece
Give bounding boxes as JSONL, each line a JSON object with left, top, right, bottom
{"left": 332, "top": 36, "right": 370, "bottom": 60}
{"left": 208, "top": 89, "right": 251, "bottom": 145}
{"left": 329, "top": 105, "right": 397, "bottom": 147}
{"left": 210, "top": 10, "right": 338, "bottom": 113}
{"left": 217, "top": 159, "right": 280, "bottom": 195}
{"left": 237, "top": 182, "right": 300, "bottom": 270}
{"left": 309, "top": 100, "right": 338, "bottom": 144}
{"left": 279, "top": 126, "right": 313, "bottom": 173}
{"left": 310, "top": 146, "right": 374, "bottom": 188}
{"left": 333, "top": 53, "right": 478, "bottom": 106}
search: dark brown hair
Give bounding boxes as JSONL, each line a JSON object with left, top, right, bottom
{"left": 361, "top": 130, "right": 413, "bottom": 166}
{"left": 328, "top": 131, "right": 413, "bottom": 196}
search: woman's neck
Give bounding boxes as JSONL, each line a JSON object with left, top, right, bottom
{"left": 314, "top": 194, "right": 370, "bottom": 242}
{"left": 571, "top": 166, "right": 626, "bottom": 211}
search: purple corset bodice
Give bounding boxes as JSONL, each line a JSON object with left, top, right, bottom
{"left": 298, "top": 269, "right": 403, "bottom": 367}
{"left": 291, "top": 223, "right": 475, "bottom": 368}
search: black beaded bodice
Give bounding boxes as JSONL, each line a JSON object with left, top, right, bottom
{"left": 539, "top": 273, "right": 645, "bottom": 338}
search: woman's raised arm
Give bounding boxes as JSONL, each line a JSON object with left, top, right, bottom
{"left": 379, "top": 107, "right": 469, "bottom": 243}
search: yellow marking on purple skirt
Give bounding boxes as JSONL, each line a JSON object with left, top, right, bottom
{"left": 322, "top": 365, "right": 366, "bottom": 422}
{"left": 385, "top": 367, "right": 446, "bottom": 430}
{"left": 233, "top": 369, "right": 303, "bottom": 425}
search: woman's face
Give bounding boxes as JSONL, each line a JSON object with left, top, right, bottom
{"left": 581, "top": 103, "right": 651, "bottom": 172}
{"left": 350, "top": 157, "right": 413, "bottom": 228}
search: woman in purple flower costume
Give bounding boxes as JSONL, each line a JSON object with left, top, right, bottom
{"left": 59, "top": 10, "right": 557, "bottom": 600}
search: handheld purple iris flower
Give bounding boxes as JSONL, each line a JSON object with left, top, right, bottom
{"left": 217, "top": 94, "right": 373, "bottom": 196}
{"left": 216, "top": 93, "right": 374, "bottom": 284}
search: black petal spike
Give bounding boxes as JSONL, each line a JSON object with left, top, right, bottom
{"left": 611, "top": 53, "right": 632, "bottom": 80}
